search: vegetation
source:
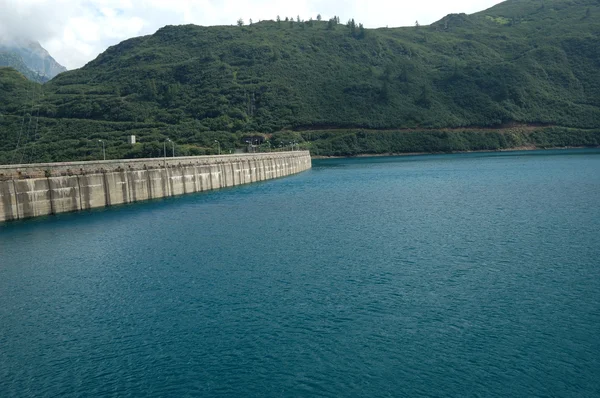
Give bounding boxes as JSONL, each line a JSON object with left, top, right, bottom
{"left": 1, "top": 0, "right": 599, "bottom": 163}
{"left": 305, "top": 126, "right": 600, "bottom": 157}
{"left": 0, "top": 53, "right": 48, "bottom": 83}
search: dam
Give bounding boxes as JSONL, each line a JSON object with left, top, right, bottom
{"left": 0, "top": 151, "right": 312, "bottom": 222}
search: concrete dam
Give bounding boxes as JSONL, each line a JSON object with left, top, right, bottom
{"left": 0, "top": 151, "right": 312, "bottom": 222}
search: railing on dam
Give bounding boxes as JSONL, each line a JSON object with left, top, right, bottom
{"left": 0, "top": 151, "right": 312, "bottom": 222}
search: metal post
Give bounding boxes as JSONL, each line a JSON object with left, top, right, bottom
{"left": 98, "top": 139, "right": 105, "bottom": 160}
{"left": 166, "top": 138, "right": 174, "bottom": 158}
{"left": 214, "top": 140, "right": 220, "bottom": 155}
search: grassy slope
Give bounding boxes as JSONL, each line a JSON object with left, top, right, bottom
{"left": 1, "top": 0, "right": 599, "bottom": 162}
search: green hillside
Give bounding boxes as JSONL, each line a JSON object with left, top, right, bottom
{"left": 1, "top": 0, "right": 599, "bottom": 163}
{"left": 0, "top": 53, "right": 47, "bottom": 83}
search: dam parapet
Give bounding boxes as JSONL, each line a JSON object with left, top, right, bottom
{"left": 0, "top": 151, "right": 311, "bottom": 222}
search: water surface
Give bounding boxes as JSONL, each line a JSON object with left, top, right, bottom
{"left": 1, "top": 149, "right": 599, "bottom": 397}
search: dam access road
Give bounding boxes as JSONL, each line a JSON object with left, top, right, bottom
{"left": 0, "top": 151, "right": 312, "bottom": 222}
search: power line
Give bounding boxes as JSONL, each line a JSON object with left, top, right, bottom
{"left": 19, "top": 83, "right": 38, "bottom": 164}
{"left": 12, "top": 80, "right": 36, "bottom": 164}
{"left": 27, "top": 84, "right": 44, "bottom": 163}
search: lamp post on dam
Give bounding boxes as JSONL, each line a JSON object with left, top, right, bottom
{"left": 168, "top": 139, "right": 175, "bottom": 157}
{"left": 163, "top": 138, "right": 175, "bottom": 161}
{"left": 98, "top": 139, "right": 106, "bottom": 160}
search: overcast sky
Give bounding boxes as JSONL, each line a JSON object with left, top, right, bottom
{"left": 0, "top": 0, "right": 504, "bottom": 70}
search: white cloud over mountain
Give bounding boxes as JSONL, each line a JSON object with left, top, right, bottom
{"left": 0, "top": 0, "right": 503, "bottom": 70}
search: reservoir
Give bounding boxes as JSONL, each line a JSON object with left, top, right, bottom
{"left": 1, "top": 149, "right": 599, "bottom": 396}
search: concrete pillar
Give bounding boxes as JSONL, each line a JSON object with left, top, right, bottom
{"left": 104, "top": 171, "right": 130, "bottom": 206}
{"left": 127, "top": 169, "right": 150, "bottom": 203}
{"left": 169, "top": 166, "right": 186, "bottom": 196}
{"left": 48, "top": 176, "right": 81, "bottom": 214}
{"left": 0, "top": 180, "right": 19, "bottom": 221}
{"left": 147, "top": 168, "right": 169, "bottom": 199}
{"left": 78, "top": 174, "right": 107, "bottom": 210}
{"left": 14, "top": 178, "right": 52, "bottom": 218}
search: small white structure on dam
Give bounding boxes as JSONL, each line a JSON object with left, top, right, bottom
{"left": 0, "top": 151, "right": 312, "bottom": 222}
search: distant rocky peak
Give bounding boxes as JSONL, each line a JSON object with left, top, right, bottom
{"left": 0, "top": 37, "right": 67, "bottom": 80}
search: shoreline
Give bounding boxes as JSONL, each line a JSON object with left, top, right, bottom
{"left": 310, "top": 145, "right": 599, "bottom": 159}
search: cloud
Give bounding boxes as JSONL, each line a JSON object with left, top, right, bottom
{"left": 0, "top": 0, "right": 504, "bottom": 70}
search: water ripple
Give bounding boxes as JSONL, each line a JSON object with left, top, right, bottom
{"left": 1, "top": 149, "right": 599, "bottom": 397}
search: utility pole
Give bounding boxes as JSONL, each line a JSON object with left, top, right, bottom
{"left": 165, "top": 138, "right": 175, "bottom": 158}
{"left": 98, "top": 139, "right": 106, "bottom": 160}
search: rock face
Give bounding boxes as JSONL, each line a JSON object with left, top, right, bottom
{"left": 0, "top": 39, "right": 66, "bottom": 82}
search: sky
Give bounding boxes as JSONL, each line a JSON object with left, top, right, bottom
{"left": 0, "top": 0, "right": 504, "bottom": 70}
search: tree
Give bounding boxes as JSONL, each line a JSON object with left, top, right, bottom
{"left": 415, "top": 20, "right": 420, "bottom": 28}
{"left": 347, "top": 18, "right": 357, "bottom": 35}
{"left": 327, "top": 16, "right": 341, "bottom": 29}
{"left": 249, "top": 18, "right": 253, "bottom": 25}
{"left": 382, "top": 64, "right": 393, "bottom": 82}
{"left": 237, "top": 18, "right": 244, "bottom": 27}
{"left": 145, "top": 79, "right": 157, "bottom": 100}
{"left": 297, "top": 15, "right": 301, "bottom": 23}
{"left": 379, "top": 81, "right": 390, "bottom": 102}
{"left": 285, "top": 17, "right": 289, "bottom": 22}
{"left": 164, "top": 83, "right": 180, "bottom": 105}
{"left": 277, "top": 15, "right": 281, "bottom": 23}
{"left": 317, "top": 14, "right": 322, "bottom": 21}
{"left": 358, "top": 23, "right": 366, "bottom": 39}
{"left": 416, "top": 85, "right": 432, "bottom": 108}
{"left": 400, "top": 66, "right": 409, "bottom": 83}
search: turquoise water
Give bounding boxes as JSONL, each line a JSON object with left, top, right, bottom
{"left": 1, "top": 149, "right": 599, "bottom": 397}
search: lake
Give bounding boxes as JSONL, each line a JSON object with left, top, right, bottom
{"left": 1, "top": 149, "right": 599, "bottom": 397}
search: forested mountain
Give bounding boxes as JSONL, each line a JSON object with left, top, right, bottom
{"left": 1, "top": 0, "right": 599, "bottom": 163}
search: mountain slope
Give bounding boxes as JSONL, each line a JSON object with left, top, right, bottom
{"left": 0, "top": 52, "right": 47, "bottom": 83}
{"left": 0, "top": 0, "right": 599, "bottom": 162}
{"left": 0, "top": 39, "right": 66, "bottom": 81}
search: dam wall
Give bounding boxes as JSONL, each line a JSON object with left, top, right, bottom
{"left": 0, "top": 151, "right": 311, "bottom": 222}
